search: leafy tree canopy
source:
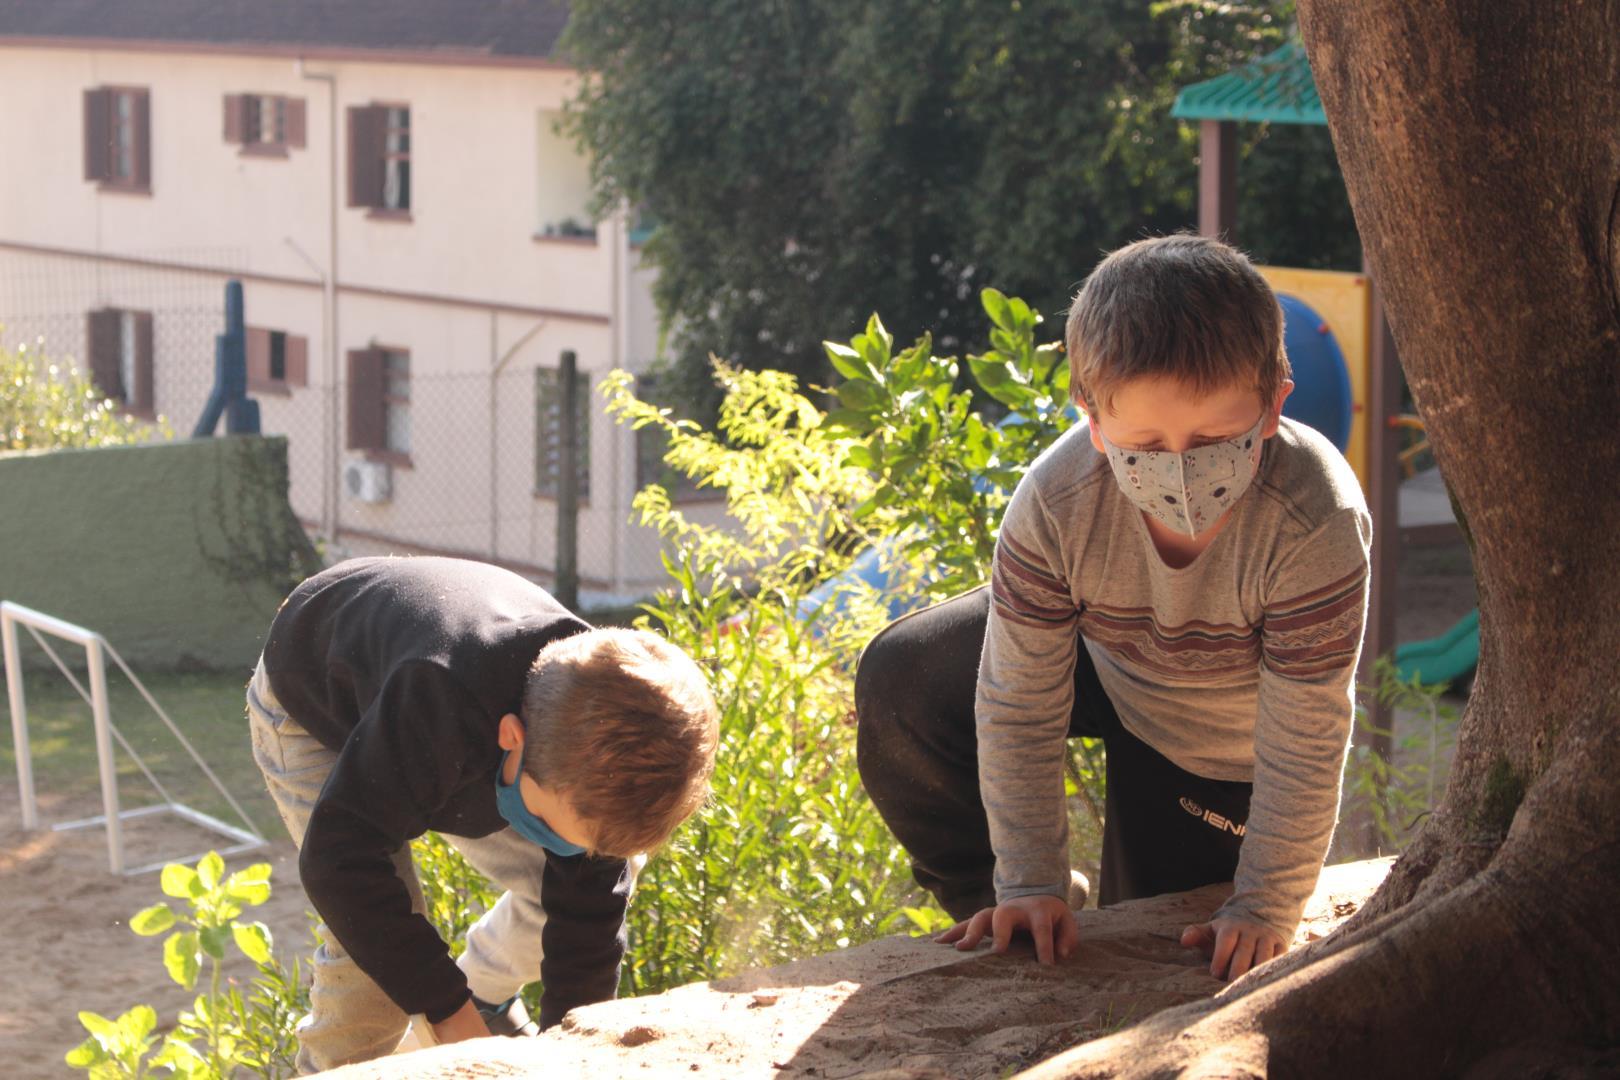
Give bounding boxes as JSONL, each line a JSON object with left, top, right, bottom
{"left": 562, "top": 0, "right": 1358, "bottom": 409}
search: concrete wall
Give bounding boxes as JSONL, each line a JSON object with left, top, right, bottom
{"left": 0, "top": 436, "right": 319, "bottom": 671}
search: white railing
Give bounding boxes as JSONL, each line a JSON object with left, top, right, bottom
{"left": 2, "top": 601, "right": 266, "bottom": 875}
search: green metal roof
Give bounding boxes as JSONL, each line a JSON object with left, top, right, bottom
{"left": 1171, "top": 41, "right": 1325, "bottom": 126}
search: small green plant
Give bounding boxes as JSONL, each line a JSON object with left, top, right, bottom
{"left": 1341, "top": 656, "right": 1461, "bottom": 852}
{"left": 66, "top": 853, "right": 310, "bottom": 1079}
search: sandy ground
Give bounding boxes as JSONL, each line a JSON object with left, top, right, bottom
{"left": 0, "top": 785, "right": 312, "bottom": 1079}
{"left": 317, "top": 859, "right": 1391, "bottom": 1080}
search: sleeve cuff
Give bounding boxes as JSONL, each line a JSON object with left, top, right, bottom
{"left": 421, "top": 986, "right": 473, "bottom": 1025}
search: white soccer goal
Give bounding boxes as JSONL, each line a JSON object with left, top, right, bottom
{"left": 2, "top": 601, "right": 267, "bottom": 875}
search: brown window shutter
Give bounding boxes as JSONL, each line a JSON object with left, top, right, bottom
{"left": 86, "top": 309, "right": 122, "bottom": 399}
{"left": 245, "top": 326, "right": 270, "bottom": 387}
{"left": 133, "top": 90, "right": 152, "bottom": 189}
{"left": 284, "top": 97, "right": 307, "bottom": 149}
{"left": 83, "top": 88, "right": 111, "bottom": 181}
{"left": 347, "top": 348, "right": 386, "bottom": 449}
{"left": 347, "top": 105, "right": 385, "bottom": 208}
{"left": 132, "top": 311, "right": 154, "bottom": 412}
{"left": 285, "top": 334, "right": 309, "bottom": 386}
{"left": 223, "top": 94, "right": 245, "bottom": 143}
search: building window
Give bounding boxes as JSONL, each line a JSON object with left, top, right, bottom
{"left": 534, "top": 367, "right": 591, "bottom": 500}
{"left": 383, "top": 351, "right": 411, "bottom": 455}
{"left": 383, "top": 108, "right": 411, "bottom": 212}
{"left": 347, "top": 346, "right": 411, "bottom": 464}
{"left": 224, "top": 94, "right": 305, "bottom": 154}
{"left": 83, "top": 87, "right": 151, "bottom": 192}
{"left": 534, "top": 108, "right": 596, "bottom": 242}
{"left": 348, "top": 104, "right": 411, "bottom": 215}
{"left": 85, "top": 307, "right": 154, "bottom": 415}
{"left": 247, "top": 327, "right": 308, "bottom": 394}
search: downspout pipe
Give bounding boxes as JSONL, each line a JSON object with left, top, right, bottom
{"left": 297, "top": 57, "right": 340, "bottom": 546}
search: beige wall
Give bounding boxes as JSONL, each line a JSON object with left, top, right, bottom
{"left": 0, "top": 42, "right": 704, "bottom": 600}
{"left": 0, "top": 45, "right": 625, "bottom": 313}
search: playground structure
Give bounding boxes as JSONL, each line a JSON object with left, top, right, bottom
{"left": 1173, "top": 43, "right": 1478, "bottom": 696}
{"left": 2, "top": 601, "right": 267, "bottom": 875}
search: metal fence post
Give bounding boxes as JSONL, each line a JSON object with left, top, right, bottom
{"left": 85, "top": 637, "right": 125, "bottom": 874}
{"left": 556, "top": 349, "right": 581, "bottom": 610}
{"left": 2, "top": 610, "right": 38, "bottom": 830}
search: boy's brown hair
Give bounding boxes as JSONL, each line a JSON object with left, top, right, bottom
{"left": 1066, "top": 233, "right": 1290, "bottom": 414}
{"left": 521, "top": 627, "right": 719, "bottom": 858}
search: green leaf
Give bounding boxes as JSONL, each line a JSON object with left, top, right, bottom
{"left": 823, "top": 341, "right": 869, "bottom": 382}
{"left": 854, "top": 318, "right": 892, "bottom": 376}
{"left": 821, "top": 408, "right": 872, "bottom": 435}
{"left": 864, "top": 312, "right": 893, "bottom": 354}
{"left": 199, "top": 925, "right": 229, "bottom": 959}
{"left": 160, "top": 863, "right": 200, "bottom": 899}
{"left": 223, "top": 862, "right": 272, "bottom": 905}
{"left": 1007, "top": 295, "right": 1035, "bottom": 332}
{"left": 835, "top": 379, "right": 883, "bottom": 411}
{"left": 967, "top": 354, "right": 1014, "bottom": 391}
{"left": 76, "top": 1011, "right": 118, "bottom": 1042}
{"left": 125, "top": 1005, "right": 157, "bottom": 1041}
{"left": 232, "top": 921, "right": 273, "bottom": 964}
{"left": 981, "top": 288, "right": 1015, "bottom": 332}
{"left": 843, "top": 444, "right": 879, "bottom": 471}
{"left": 129, "top": 903, "right": 176, "bottom": 937}
{"left": 64, "top": 1038, "right": 103, "bottom": 1068}
{"left": 196, "top": 851, "right": 225, "bottom": 891}
{"left": 152, "top": 1038, "right": 206, "bottom": 1077}
{"left": 165, "top": 931, "right": 201, "bottom": 989}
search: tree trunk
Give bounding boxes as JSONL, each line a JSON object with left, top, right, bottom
{"left": 1024, "top": 3, "right": 1620, "bottom": 1075}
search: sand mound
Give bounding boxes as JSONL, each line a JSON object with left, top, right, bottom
{"left": 316, "top": 858, "right": 1390, "bottom": 1080}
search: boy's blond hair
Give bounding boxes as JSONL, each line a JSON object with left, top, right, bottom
{"left": 1066, "top": 234, "right": 1290, "bottom": 414}
{"left": 521, "top": 628, "right": 719, "bottom": 858}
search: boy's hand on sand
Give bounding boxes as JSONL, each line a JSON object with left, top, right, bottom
{"left": 430, "top": 997, "right": 493, "bottom": 1045}
{"left": 934, "top": 894, "right": 1078, "bottom": 965}
{"left": 1181, "top": 916, "right": 1287, "bottom": 981}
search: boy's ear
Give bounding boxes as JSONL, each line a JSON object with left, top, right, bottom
{"left": 1262, "top": 379, "right": 1296, "bottom": 439}
{"left": 1078, "top": 401, "right": 1107, "bottom": 454}
{"left": 497, "top": 713, "right": 525, "bottom": 753}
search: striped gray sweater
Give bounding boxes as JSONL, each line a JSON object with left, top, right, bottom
{"left": 977, "top": 417, "right": 1371, "bottom": 936}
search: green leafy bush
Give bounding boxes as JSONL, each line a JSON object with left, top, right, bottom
{"left": 67, "top": 853, "right": 309, "bottom": 1079}
{"left": 1, "top": 336, "right": 168, "bottom": 451}
{"left": 409, "top": 287, "right": 1094, "bottom": 992}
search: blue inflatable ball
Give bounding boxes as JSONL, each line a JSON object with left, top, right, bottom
{"left": 1277, "top": 293, "right": 1354, "bottom": 453}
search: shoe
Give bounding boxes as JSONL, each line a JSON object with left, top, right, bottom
{"left": 1068, "top": 869, "right": 1091, "bottom": 911}
{"left": 473, "top": 994, "right": 540, "bottom": 1037}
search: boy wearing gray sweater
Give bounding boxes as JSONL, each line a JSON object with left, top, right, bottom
{"left": 856, "top": 235, "right": 1370, "bottom": 982}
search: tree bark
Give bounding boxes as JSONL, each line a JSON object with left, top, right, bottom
{"left": 1024, "top": 2, "right": 1620, "bottom": 1075}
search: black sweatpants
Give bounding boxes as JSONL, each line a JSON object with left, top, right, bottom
{"left": 855, "top": 586, "right": 1253, "bottom": 921}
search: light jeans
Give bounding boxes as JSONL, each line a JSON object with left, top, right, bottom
{"left": 246, "top": 658, "right": 550, "bottom": 1075}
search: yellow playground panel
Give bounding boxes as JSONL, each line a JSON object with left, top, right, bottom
{"left": 1258, "top": 265, "right": 1373, "bottom": 493}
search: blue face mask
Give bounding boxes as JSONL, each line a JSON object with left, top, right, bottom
{"left": 494, "top": 750, "right": 586, "bottom": 856}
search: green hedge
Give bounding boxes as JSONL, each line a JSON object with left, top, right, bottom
{"left": 0, "top": 436, "right": 319, "bottom": 671}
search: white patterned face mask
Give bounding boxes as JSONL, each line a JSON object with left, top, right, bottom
{"left": 1099, "top": 415, "right": 1265, "bottom": 537}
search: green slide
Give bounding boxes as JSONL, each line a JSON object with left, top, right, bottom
{"left": 1393, "top": 608, "right": 1479, "bottom": 687}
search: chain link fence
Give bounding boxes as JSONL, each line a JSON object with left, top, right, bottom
{"left": 1, "top": 248, "right": 695, "bottom": 607}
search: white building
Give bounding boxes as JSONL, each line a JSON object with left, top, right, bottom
{"left": 0, "top": 2, "right": 715, "bottom": 601}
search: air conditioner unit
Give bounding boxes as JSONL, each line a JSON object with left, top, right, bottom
{"left": 344, "top": 459, "right": 392, "bottom": 503}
